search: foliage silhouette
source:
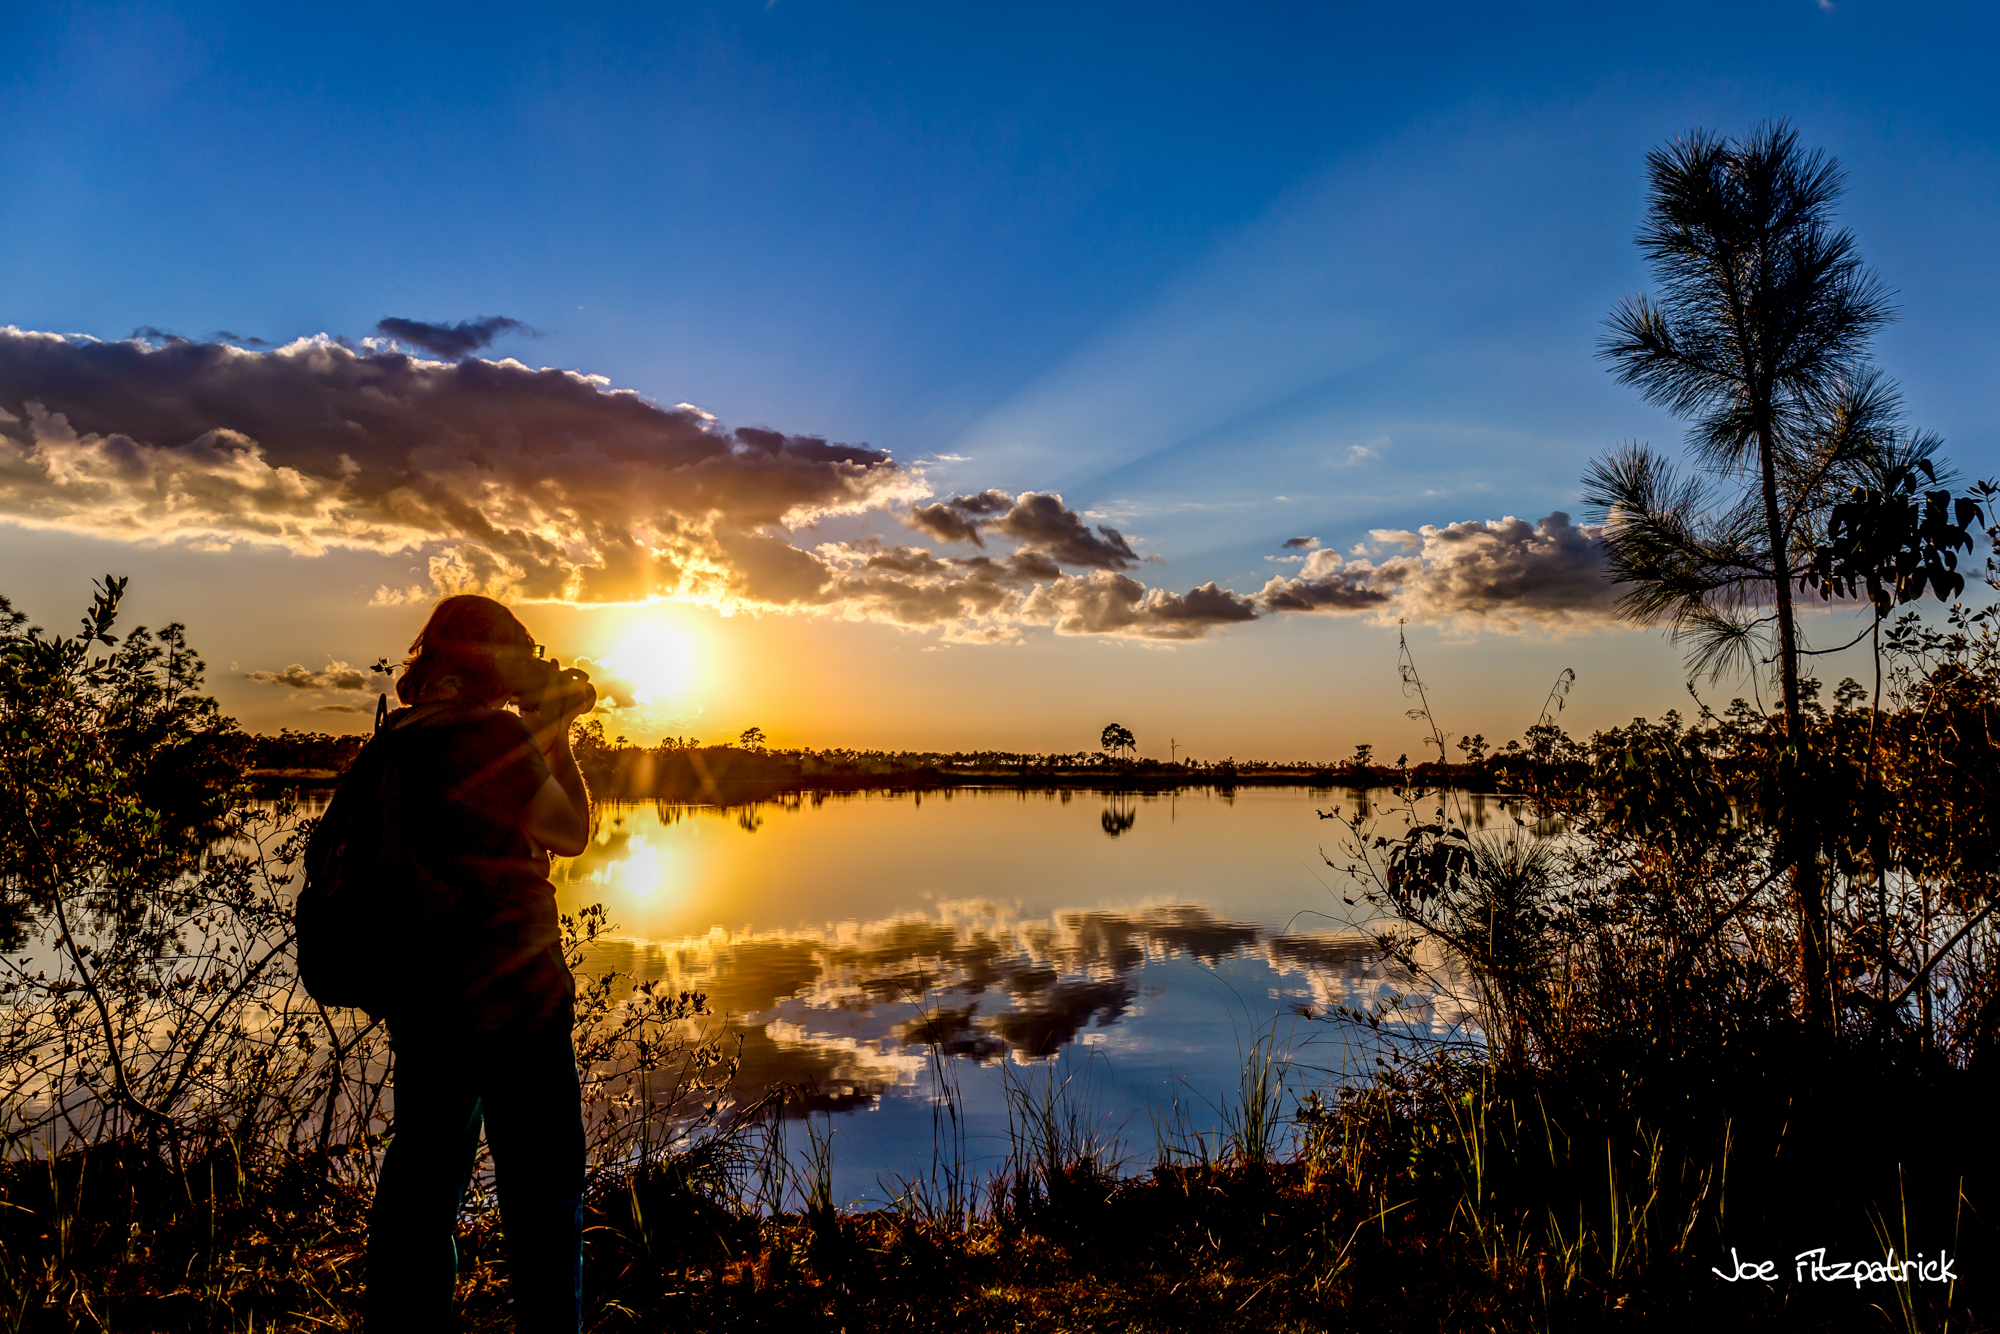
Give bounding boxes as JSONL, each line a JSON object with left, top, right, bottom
{"left": 1587, "top": 121, "right": 1993, "bottom": 1038}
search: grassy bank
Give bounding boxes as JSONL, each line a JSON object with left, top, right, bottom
{"left": 3, "top": 1044, "right": 1986, "bottom": 1332}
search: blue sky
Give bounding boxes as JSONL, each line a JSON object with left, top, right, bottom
{"left": 1, "top": 1, "right": 1995, "bottom": 754}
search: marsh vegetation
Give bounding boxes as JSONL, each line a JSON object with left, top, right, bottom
{"left": 3, "top": 573, "right": 1997, "bottom": 1331}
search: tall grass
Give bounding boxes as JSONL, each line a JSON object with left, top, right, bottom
{"left": 994, "top": 1056, "right": 1124, "bottom": 1228}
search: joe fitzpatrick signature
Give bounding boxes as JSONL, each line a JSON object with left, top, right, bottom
{"left": 1712, "top": 1247, "right": 1957, "bottom": 1287}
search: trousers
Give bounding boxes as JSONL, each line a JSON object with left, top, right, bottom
{"left": 364, "top": 1027, "right": 585, "bottom": 1333}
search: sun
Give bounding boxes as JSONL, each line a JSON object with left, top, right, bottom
{"left": 606, "top": 620, "right": 696, "bottom": 704}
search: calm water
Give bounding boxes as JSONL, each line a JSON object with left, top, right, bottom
{"left": 552, "top": 786, "right": 1489, "bottom": 1206}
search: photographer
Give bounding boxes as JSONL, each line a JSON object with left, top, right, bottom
{"left": 362, "top": 594, "right": 596, "bottom": 1334}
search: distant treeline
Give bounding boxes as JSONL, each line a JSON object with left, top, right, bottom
{"left": 240, "top": 692, "right": 1881, "bottom": 806}
{"left": 241, "top": 717, "right": 1585, "bottom": 799}
{"left": 235, "top": 728, "right": 366, "bottom": 783}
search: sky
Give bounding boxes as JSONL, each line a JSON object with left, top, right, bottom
{"left": 1, "top": 1, "right": 1996, "bottom": 758}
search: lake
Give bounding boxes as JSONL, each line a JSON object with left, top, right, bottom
{"left": 552, "top": 785, "right": 1492, "bottom": 1206}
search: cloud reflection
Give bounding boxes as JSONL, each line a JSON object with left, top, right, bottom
{"left": 568, "top": 890, "right": 1463, "bottom": 1111}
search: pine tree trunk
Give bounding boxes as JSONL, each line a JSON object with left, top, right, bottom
{"left": 1758, "top": 418, "right": 1830, "bottom": 1039}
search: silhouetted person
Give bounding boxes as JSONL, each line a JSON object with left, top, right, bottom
{"left": 363, "top": 595, "right": 595, "bottom": 1334}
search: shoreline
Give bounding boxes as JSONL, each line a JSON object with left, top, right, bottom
{"left": 246, "top": 764, "right": 1515, "bottom": 801}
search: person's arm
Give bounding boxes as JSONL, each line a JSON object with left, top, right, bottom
{"left": 521, "top": 668, "right": 596, "bottom": 857}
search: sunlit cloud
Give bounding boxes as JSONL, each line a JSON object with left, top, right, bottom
{"left": 244, "top": 659, "right": 387, "bottom": 692}
{"left": 0, "top": 329, "right": 1623, "bottom": 645}
{"left": 0, "top": 328, "right": 923, "bottom": 610}
{"left": 1021, "top": 571, "right": 1262, "bottom": 640}
{"left": 1257, "top": 512, "right": 1619, "bottom": 633}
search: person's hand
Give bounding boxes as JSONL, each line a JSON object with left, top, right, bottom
{"left": 551, "top": 666, "right": 596, "bottom": 728}
{"left": 520, "top": 663, "right": 596, "bottom": 741}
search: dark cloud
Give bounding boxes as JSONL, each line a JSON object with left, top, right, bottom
{"left": 862, "top": 544, "right": 952, "bottom": 577}
{"left": 949, "top": 489, "right": 1014, "bottom": 516}
{"left": 373, "top": 315, "right": 536, "bottom": 358}
{"left": 905, "top": 490, "right": 1138, "bottom": 571}
{"left": 989, "top": 492, "right": 1140, "bottom": 570}
{"left": 212, "top": 331, "right": 272, "bottom": 349}
{"left": 1259, "top": 580, "right": 1394, "bottom": 612}
{"left": 1281, "top": 535, "right": 1320, "bottom": 550}
{"left": 1007, "top": 549, "right": 1063, "bottom": 581}
{"left": 731, "top": 425, "right": 884, "bottom": 465}
{"left": 0, "top": 329, "right": 919, "bottom": 607}
{"left": 245, "top": 660, "right": 384, "bottom": 692}
{"left": 1257, "top": 549, "right": 1399, "bottom": 612}
{"left": 310, "top": 702, "right": 371, "bottom": 714}
{"left": 807, "top": 543, "right": 1020, "bottom": 638}
{"left": 1023, "top": 572, "right": 1261, "bottom": 640}
{"left": 906, "top": 502, "right": 983, "bottom": 546}
{"left": 903, "top": 489, "right": 1015, "bottom": 547}
{"left": 1254, "top": 515, "right": 1619, "bottom": 632}
{"left": 1387, "top": 512, "right": 1615, "bottom": 625}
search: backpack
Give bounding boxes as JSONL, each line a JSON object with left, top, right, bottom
{"left": 295, "top": 700, "right": 465, "bottom": 1015}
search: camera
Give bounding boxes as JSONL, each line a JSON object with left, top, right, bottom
{"left": 506, "top": 648, "right": 589, "bottom": 718}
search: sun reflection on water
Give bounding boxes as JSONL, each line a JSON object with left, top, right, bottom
{"left": 614, "top": 837, "right": 668, "bottom": 896}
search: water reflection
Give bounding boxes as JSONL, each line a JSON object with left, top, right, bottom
{"left": 541, "top": 789, "right": 1490, "bottom": 1200}
{"left": 560, "top": 791, "right": 1472, "bottom": 1114}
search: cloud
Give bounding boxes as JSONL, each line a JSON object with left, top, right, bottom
{"left": 1257, "top": 547, "right": 1402, "bottom": 612}
{"left": 0, "top": 328, "right": 923, "bottom": 610}
{"left": 906, "top": 501, "right": 983, "bottom": 546}
{"left": 988, "top": 492, "right": 1141, "bottom": 569}
{"left": 1387, "top": 512, "right": 1616, "bottom": 627}
{"left": 569, "top": 656, "right": 640, "bottom": 709}
{"left": 373, "top": 315, "right": 536, "bottom": 358}
{"left": 1022, "top": 571, "right": 1261, "bottom": 640}
{"left": 245, "top": 659, "right": 385, "bottom": 692}
{"left": 1368, "top": 528, "right": 1422, "bottom": 551}
{"left": 0, "top": 329, "right": 1626, "bottom": 646}
{"left": 906, "top": 489, "right": 1141, "bottom": 570}
{"left": 311, "top": 703, "right": 370, "bottom": 714}
{"left": 1256, "top": 513, "right": 1618, "bottom": 631}
{"left": 950, "top": 488, "right": 1015, "bottom": 517}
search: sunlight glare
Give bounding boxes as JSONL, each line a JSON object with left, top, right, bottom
{"left": 615, "top": 838, "right": 669, "bottom": 897}
{"left": 608, "top": 621, "right": 696, "bottom": 704}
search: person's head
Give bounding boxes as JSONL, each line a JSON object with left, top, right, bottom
{"left": 396, "top": 595, "right": 535, "bottom": 706}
